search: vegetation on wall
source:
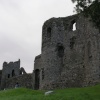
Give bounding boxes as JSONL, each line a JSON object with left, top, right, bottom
{"left": 71, "top": 0, "right": 100, "bottom": 30}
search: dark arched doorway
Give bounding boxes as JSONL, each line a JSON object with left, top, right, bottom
{"left": 34, "top": 69, "right": 40, "bottom": 90}
{"left": 8, "top": 74, "right": 10, "bottom": 78}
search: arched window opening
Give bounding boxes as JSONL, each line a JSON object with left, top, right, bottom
{"left": 57, "top": 44, "right": 64, "bottom": 57}
{"left": 73, "top": 22, "right": 76, "bottom": 31}
{"left": 34, "top": 69, "right": 40, "bottom": 90}
{"left": 8, "top": 74, "right": 10, "bottom": 78}
{"left": 12, "top": 69, "right": 15, "bottom": 77}
{"left": 41, "top": 68, "right": 44, "bottom": 80}
{"left": 70, "top": 36, "right": 76, "bottom": 49}
{"left": 20, "top": 71, "right": 24, "bottom": 75}
{"left": 20, "top": 67, "right": 26, "bottom": 75}
{"left": 70, "top": 20, "right": 77, "bottom": 31}
{"left": 47, "top": 27, "right": 51, "bottom": 38}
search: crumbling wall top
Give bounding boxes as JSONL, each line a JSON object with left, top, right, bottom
{"left": 35, "top": 54, "right": 41, "bottom": 60}
{"left": 42, "top": 14, "right": 78, "bottom": 29}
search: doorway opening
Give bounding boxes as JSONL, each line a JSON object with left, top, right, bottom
{"left": 34, "top": 69, "right": 40, "bottom": 90}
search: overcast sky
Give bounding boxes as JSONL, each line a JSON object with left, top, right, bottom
{"left": 0, "top": 0, "right": 75, "bottom": 73}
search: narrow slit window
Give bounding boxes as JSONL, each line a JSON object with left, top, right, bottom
{"left": 73, "top": 22, "right": 76, "bottom": 31}
{"left": 47, "top": 27, "right": 51, "bottom": 38}
{"left": 12, "top": 69, "right": 15, "bottom": 77}
{"left": 41, "top": 68, "right": 44, "bottom": 80}
{"left": 70, "top": 20, "right": 77, "bottom": 31}
{"left": 8, "top": 74, "right": 10, "bottom": 78}
{"left": 87, "top": 41, "right": 92, "bottom": 59}
{"left": 57, "top": 44, "right": 64, "bottom": 57}
{"left": 70, "top": 37, "right": 76, "bottom": 49}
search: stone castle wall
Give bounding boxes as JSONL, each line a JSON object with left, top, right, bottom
{"left": 0, "top": 59, "right": 30, "bottom": 90}
{"left": 1, "top": 59, "right": 21, "bottom": 89}
{"left": 0, "top": 70, "right": 2, "bottom": 87}
{"left": 0, "top": 13, "right": 100, "bottom": 90}
{"left": 5, "top": 74, "right": 33, "bottom": 89}
{"left": 34, "top": 14, "right": 100, "bottom": 90}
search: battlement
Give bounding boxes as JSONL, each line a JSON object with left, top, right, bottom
{"left": 0, "top": 59, "right": 29, "bottom": 90}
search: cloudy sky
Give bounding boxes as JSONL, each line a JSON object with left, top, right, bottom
{"left": 0, "top": 0, "right": 75, "bottom": 73}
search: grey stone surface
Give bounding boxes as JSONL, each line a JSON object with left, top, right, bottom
{"left": 0, "top": 59, "right": 33, "bottom": 90}
{"left": 0, "top": 13, "right": 100, "bottom": 90}
{"left": 1, "top": 59, "right": 21, "bottom": 89}
{"left": 0, "top": 70, "right": 2, "bottom": 87}
{"left": 5, "top": 74, "right": 33, "bottom": 89}
{"left": 34, "top": 14, "right": 100, "bottom": 90}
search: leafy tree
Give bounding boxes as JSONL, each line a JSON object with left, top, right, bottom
{"left": 71, "top": 0, "right": 93, "bottom": 13}
{"left": 72, "top": 0, "right": 100, "bottom": 30}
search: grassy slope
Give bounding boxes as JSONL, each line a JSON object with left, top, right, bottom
{"left": 0, "top": 84, "right": 100, "bottom": 100}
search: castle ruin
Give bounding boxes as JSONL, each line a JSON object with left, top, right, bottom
{"left": 0, "top": 59, "right": 33, "bottom": 89}
{"left": 0, "top": 13, "right": 100, "bottom": 90}
{"left": 33, "top": 14, "right": 100, "bottom": 90}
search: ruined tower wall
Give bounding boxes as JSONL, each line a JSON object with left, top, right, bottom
{"left": 40, "top": 18, "right": 68, "bottom": 89}
{"left": 34, "top": 55, "right": 42, "bottom": 70}
{"left": 2, "top": 59, "right": 20, "bottom": 79}
{"left": 0, "top": 70, "right": 2, "bottom": 89}
{"left": 5, "top": 74, "right": 33, "bottom": 89}
{"left": 76, "top": 15, "right": 100, "bottom": 86}
{"left": 1, "top": 59, "right": 21, "bottom": 89}
{"left": 33, "top": 55, "right": 42, "bottom": 89}
{"left": 60, "top": 15, "right": 100, "bottom": 88}
{"left": 59, "top": 15, "right": 97, "bottom": 88}
{"left": 34, "top": 14, "right": 100, "bottom": 90}
{"left": 59, "top": 15, "right": 85, "bottom": 88}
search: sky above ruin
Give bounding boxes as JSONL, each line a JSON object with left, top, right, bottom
{"left": 0, "top": 0, "right": 75, "bottom": 73}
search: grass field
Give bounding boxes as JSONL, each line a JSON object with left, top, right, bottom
{"left": 0, "top": 84, "right": 100, "bottom": 100}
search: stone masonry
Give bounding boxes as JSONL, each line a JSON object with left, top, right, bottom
{"left": 33, "top": 14, "right": 100, "bottom": 90}
{"left": 5, "top": 74, "right": 33, "bottom": 89}
{"left": 0, "top": 13, "right": 100, "bottom": 90}
{"left": 0, "top": 59, "right": 32, "bottom": 90}
{"left": 0, "top": 70, "right": 2, "bottom": 86}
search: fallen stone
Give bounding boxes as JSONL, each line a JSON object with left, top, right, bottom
{"left": 45, "top": 91, "right": 54, "bottom": 95}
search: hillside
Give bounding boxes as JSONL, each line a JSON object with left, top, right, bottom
{"left": 0, "top": 84, "right": 100, "bottom": 100}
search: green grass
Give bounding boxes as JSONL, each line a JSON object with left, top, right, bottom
{"left": 0, "top": 84, "right": 100, "bottom": 100}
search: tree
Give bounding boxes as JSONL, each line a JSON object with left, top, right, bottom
{"left": 71, "top": 0, "right": 97, "bottom": 12}
{"left": 71, "top": 0, "right": 100, "bottom": 30}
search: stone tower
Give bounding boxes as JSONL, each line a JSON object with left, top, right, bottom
{"left": 33, "top": 14, "right": 100, "bottom": 90}
{"left": 0, "top": 59, "right": 20, "bottom": 89}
